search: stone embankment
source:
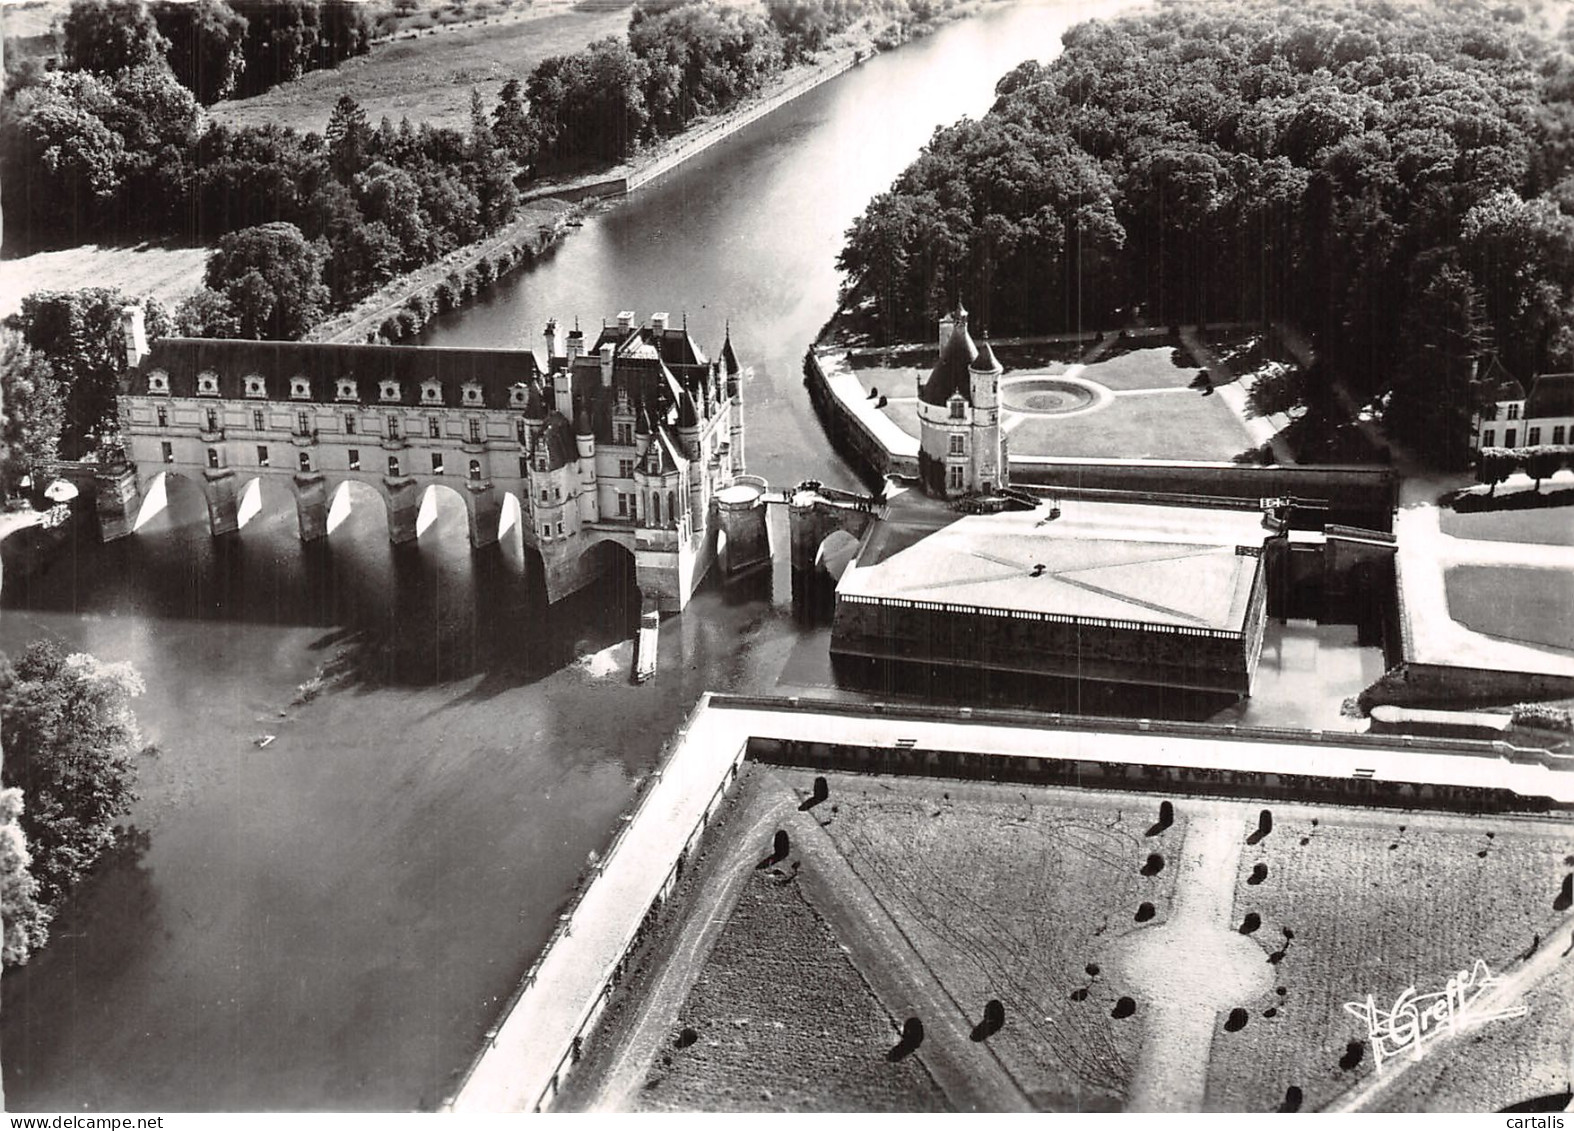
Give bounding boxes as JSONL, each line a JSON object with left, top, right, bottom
{"left": 311, "top": 47, "right": 866, "bottom": 347}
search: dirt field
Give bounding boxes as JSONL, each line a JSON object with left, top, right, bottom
{"left": 1203, "top": 802, "right": 1574, "bottom": 1112}
{"left": 637, "top": 869, "right": 950, "bottom": 1112}
{"left": 207, "top": 1, "right": 635, "bottom": 134}
{"left": 0, "top": 243, "right": 209, "bottom": 321}
{"left": 817, "top": 773, "right": 1186, "bottom": 1111}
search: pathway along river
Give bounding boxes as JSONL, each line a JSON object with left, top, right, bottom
{"left": 1, "top": 1, "right": 1137, "bottom": 1111}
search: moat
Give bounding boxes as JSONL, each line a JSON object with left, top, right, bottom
{"left": 0, "top": 0, "right": 1363, "bottom": 1111}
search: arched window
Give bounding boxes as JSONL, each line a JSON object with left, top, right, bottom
{"left": 469, "top": 459, "right": 481, "bottom": 481}
{"left": 299, "top": 451, "right": 312, "bottom": 471}
{"left": 207, "top": 448, "right": 219, "bottom": 469}
{"left": 650, "top": 493, "right": 659, "bottom": 524}
{"left": 668, "top": 491, "right": 677, "bottom": 526}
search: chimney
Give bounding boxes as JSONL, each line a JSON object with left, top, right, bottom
{"left": 600, "top": 342, "right": 615, "bottom": 387}
{"left": 122, "top": 305, "right": 149, "bottom": 370}
{"left": 543, "top": 317, "right": 562, "bottom": 363}
{"left": 617, "top": 310, "right": 635, "bottom": 331}
{"left": 651, "top": 312, "right": 668, "bottom": 334}
{"left": 566, "top": 325, "right": 583, "bottom": 365}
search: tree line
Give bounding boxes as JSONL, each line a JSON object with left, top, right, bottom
{"left": 2, "top": 640, "right": 152, "bottom": 967}
{"left": 17, "top": 0, "right": 375, "bottom": 106}
{"left": 836, "top": 0, "right": 1574, "bottom": 468}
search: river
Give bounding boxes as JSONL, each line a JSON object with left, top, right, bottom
{"left": 1, "top": 0, "right": 1139, "bottom": 1111}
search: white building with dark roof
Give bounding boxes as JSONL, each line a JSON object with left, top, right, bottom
{"left": 1473, "top": 356, "right": 1574, "bottom": 451}
{"left": 915, "top": 305, "right": 1007, "bottom": 498}
{"left": 112, "top": 309, "right": 750, "bottom": 610}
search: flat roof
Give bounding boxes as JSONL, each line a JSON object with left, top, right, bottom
{"left": 837, "top": 499, "right": 1269, "bottom": 632}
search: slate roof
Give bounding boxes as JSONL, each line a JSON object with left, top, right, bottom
{"left": 1479, "top": 355, "right": 1525, "bottom": 402}
{"left": 1526, "top": 372, "right": 1574, "bottom": 419}
{"left": 919, "top": 323, "right": 979, "bottom": 407}
{"left": 130, "top": 338, "right": 542, "bottom": 408}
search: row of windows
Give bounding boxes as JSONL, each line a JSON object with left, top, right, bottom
{"left": 151, "top": 370, "right": 507, "bottom": 409}
{"left": 1482, "top": 425, "right": 1566, "bottom": 447}
{"left": 164, "top": 440, "right": 503, "bottom": 480}
{"left": 156, "top": 404, "right": 504, "bottom": 444}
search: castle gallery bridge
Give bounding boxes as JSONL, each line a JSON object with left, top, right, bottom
{"left": 447, "top": 693, "right": 1573, "bottom": 1114}
{"left": 103, "top": 309, "right": 768, "bottom": 610}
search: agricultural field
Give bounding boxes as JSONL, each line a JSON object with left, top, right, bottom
{"left": 1203, "top": 802, "right": 1574, "bottom": 1112}
{"left": 0, "top": 244, "right": 209, "bottom": 321}
{"left": 207, "top": 1, "right": 634, "bottom": 134}
{"left": 818, "top": 773, "right": 1186, "bottom": 1111}
{"left": 1444, "top": 565, "right": 1574, "bottom": 653}
{"left": 637, "top": 863, "right": 949, "bottom": 1112}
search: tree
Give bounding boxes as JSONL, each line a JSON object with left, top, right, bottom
{"left": 13, "top": 288, "right": 168, "bottom": 458}
{"left": 0, "top": 640, "right": 151, "bottom": 909}
{"left": 153, "top": 0, "right": 248, "bottom": 104}
{"left": 205, "top": 222, "right": 329, "bottom": 339}
{"left": 173, "top": 288, "right": 242, "bottom": 338}
{"left": 491, "top": 78, "right": 534, "bottom": 167}
{"left": 1391, "top": 260, "right": 1492, "bottom": 468}
{"left": 63, "top": 0, "right": 170, "bottom": 76}
{"left": 1, "top": 71, "right": 127, "bottom": 236}
{"left": 0, "top": 331, "right": 65, "bottom": 498}
{"left": 325, "top": 93, "right": 371, "bottom": 181}
{"left": 0, "top": 788, "right": 51, "bottom": 967}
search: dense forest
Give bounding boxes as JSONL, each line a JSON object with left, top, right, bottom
{"left": 2, "top": 0, "right": 962, "bottom": 334}
{"left": 837, "top": 0, "right": 1574, "bottom": 466}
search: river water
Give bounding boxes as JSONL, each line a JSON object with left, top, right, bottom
{"left": 1, "top": 1, "right": 1140, "bottom": 1111}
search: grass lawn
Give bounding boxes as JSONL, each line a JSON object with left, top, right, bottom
{"left": 1442, "top": 501, "right": 1574, "bottom": 547}
{"left": 0, "top": 244, "right": 209, "bottom": 320}
{"left": 1076, "top": 345, "right": 1202, "bottom": 391}
{"left": 1444, "top": 565, "right": 1574, "bottom": 653}
{"left": 819, "top": 773, "right": 1186, "bottom": 1111}
{"left": 207, "top": 2, "right": 635, "bottom": 134}
{"left": 1006, "top": 388, "right": 1253, "bottom": 461}
{"left": 1203, "top": 803, "right": 1574, "bottom": 1112}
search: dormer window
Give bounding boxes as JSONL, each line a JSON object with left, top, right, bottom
{"left": 380, "top": 381, "right": 401, "bottom": 403}
{"left": 1507, "top": 403, "right": 1521, "bottom": 420}
{"left": 421, "top": 380, "right": 443, "bottom": 405}
{"left": 197, "top": 371, "right": 220, "bottom": 397}
{"left": 948, "top": 395, "right": 966, "bottom": 420}
{"left": 509, "top": 384, "right": 530, "bottom": 408}
{"left": 336, "top": 379, "right": 358, "bottom": 402}
{"left": 461, "top": 382, "right": 483, "bottom": 406}
{"left": 146, "top": 371, "right": 170, "bottom": 395}
{"left": 244, "top": 375, "right": 266, "bottom": 398}
{"left": 289, "top": 376, "right": 311, "bottom": 400}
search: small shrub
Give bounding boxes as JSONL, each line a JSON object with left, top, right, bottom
{"left": 380, "top": 316, "right": 403, "bottom": 341}
{"left": 1511, "top": 703, "right": 1574, "bottom": 733}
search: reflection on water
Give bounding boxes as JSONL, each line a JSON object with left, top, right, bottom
{"left": 2, "top": 1, "right": 1151, "bottom": 1111}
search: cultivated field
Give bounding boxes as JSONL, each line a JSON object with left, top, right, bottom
{"left": 637, "top": 863, "right": 949, "bottom": 1111}
{"left": 1444, "top": 565, "right": 1574, "bottom": 653}
{"left": 819, "top": 773, "right": 1186, "bottom": 1111}
{"left": 1203, "top": 802, "right": 1574, "bottom": 1112}
{"left": 207, "top": 1, "right": 635, "bottom": 135}
{"left": 0, "top": 244, "right": 209, "bottom": 321}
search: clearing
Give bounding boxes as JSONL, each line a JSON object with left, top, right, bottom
{"left": 206, "top": 0, "right": 636, "bottom": 135}
{"left": 0, "top": 243, "right": 209, "bottom": 321}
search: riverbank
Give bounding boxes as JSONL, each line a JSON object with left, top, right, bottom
{"left": 321, "top": 42, "right": 873, "bottom": 346}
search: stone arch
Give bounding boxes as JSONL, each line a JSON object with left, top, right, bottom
{"left": 582, "top": 536, "right": 642, "bottom": 622}
{"left": 321, "top": 477, "right": 394, "bottom": 539}
{"left": 416, "top": 480, "right": 472, "bottom": 542}
{"left": 132, "top": 469, "right": 211, "bottom": 534}
{"left": 814, "top": 528, "right": 861, "bottom": 581}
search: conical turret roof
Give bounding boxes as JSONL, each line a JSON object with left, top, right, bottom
{"left": 919, "top": 323, "right": 979, "bottom": 407}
